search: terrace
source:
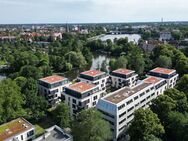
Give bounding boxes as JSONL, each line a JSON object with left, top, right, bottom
{"left": 0, "top": 118, "right": 33, "bottom": 141}
{"left": 104, "top": 82, "right": 152, "bottom": 104}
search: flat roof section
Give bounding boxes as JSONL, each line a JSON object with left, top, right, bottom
{"left": 144, "top": 76, "right": 162, "bottom": 84}
{"left": 104, "top": 82, "right": 152, "bottom": 104}
{"left": 112, "top": 68, "right": 134, "bottom": 76}
{"left": 39, "top": 75, "right": 66, "bottom": 84}
{"left": 81, "top": 70, "right": 105, "bottom": 77}
{"left": 40, "top": 128, "right": 70, "bottom": 141}
{"left": 150, "top": 67, "right": 175, "bottom": 75}
{"left": 0, "top": 118, "right": 34, "bottom": 141}
{"left": 68, "top": 82, "right": 96, "bottom": 93}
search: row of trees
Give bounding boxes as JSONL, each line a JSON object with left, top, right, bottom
{"left": 0, "top": 78, "right": 47, "bottom": 124}
{"left": 128, "top": 75, "right": 188, "bottom": 141}
{"left": 52, "top": 103, "right": 112, "bottom": 141}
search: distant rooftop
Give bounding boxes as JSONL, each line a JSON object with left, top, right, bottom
{"left": 104, "top": 82, "right": 152, "bottom": 104}
{"left": 34, "top": 125, "right": 72, "bottom": 141}
{"left": 150, "top": 67, "right": 175, "bottom": 75}
{"left": 112, "top": 68, "right": 134, "bottom": 76}
{"left": 144, "top": 76, "right": 163, "bottom": 84}
{"left": 39, "top": 75, "right": 66, "bottom": 84}
{"left": 80, "top": 70, "right": 105, "bottom": 77}
{"left": 0, "top": 118, "right": 34, "bottom": 141}
{"left": 68, "top": 82, "right": 96, "bottom": 93}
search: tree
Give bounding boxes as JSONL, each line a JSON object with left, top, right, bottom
{"left": 19, "top": 65, "right": 43, "bottom": 79}
{"left": 150, "top": 95, "right": 176, "bottom": 125}
{"left": 164, "top": 89, "right": 188, "bottom": 113}
{"left": 155, "top": 55, "right": 172, "bottom": 68}
{"left": 166, "top": 111, "right": 188, "bottom": 141}
{"left": 101, "top": 60, "right": 108, "bottom": 72}
{"left": 23, "top": 78, "right": 48, "bottom": 121}
{"left": 72, "top": 109, "right": 112, "bottom": 141}
{"left": 143, "top": 134, "right": 162, "bottom": 141}
{"left": 0, "top": 79, "right": 26, "bottom": 123}
{"left": 109, "top": 56, "right": 127, "bottom": 71}
{"left": 128, "top": 109, "right": 164, "bottom": 141}
{"left": 177, "top": 74, "right": 188, "bottom": 97}
{"left": 53, "top": 102, "right": 71, "bottom": 128}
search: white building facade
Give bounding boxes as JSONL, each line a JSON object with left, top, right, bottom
{"left": 63, "top": 82, "right": 105, "bottom": 116}
{"left": 77, "top": 70, "right": 109, "bottom": 93}
{"left": 148, "top": 67, "right": 179, "bottom": 89}
{"left": 109, "top": 69, "right": 138, "bottom": 89}
{"left": 96, "top": 76, "right": 168, "bottom": 141}
{"left": 38, "top": 75, "right": 70, "bottom": 105}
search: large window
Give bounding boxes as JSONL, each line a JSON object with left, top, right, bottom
{"left": 27, "top": 130, "right": 34, "bottom": 137}
{"left": 118, "top": 104, "right": 125, "bottom": 110}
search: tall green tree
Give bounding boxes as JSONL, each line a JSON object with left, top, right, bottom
{"left": 53, "top": 102, "right": 71, "bottom": 128}
{"left": 0, "top": 79, "right": 26, "bottom": 123}
{"left": 177, "top": 74, "right": 188, "bottom": 97}
{"left": 72, "top": 109, "right": 112, "bottom": 141}
{"left": 128, "top": 109, "right": 164, "bottom": 141}
{"left": 155, "top": 55, "right": 172, "bottom": 68}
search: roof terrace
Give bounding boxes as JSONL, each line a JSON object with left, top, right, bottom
{"left": 0, "top": 118, "right": 34, "bottom": 141}
{"left": 68, "top": 82, "right": 96, "bottom": 93}
{"left": 80, "top": 70, "right": 105, "bottom": 77}
{"left": 104, "top": 82, "right": 152, "bottom": 104}
{"left": 150, "top": 67, "right": 175, "bottom": 75}
{"left": 39, "top": 75, "right": 66, "bottom": 84}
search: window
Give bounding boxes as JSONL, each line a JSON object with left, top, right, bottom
{"left": 140, "top": 92, "right": 145, "bottom": 97}
{"left": 135, "top": 103, "right": 139, "bottom": 107}
{"left": 119, "top": 118, "right": 126, "bottom": 125}
{"left": 27, "top": 130, "right": 34, "bottom": 137}
{"left": 134, "top": 96, "right": 138, "bottom": 100}
{"left": 126, "top": 99, "right": 133, "bottom": 105}
{"left": 72, "top": 99, "right": 76, "bottom": 104}
{"left": 127, "top": 113, "right": 133, "bottom": 119}
{"left": 127, "top": 106, "right": 134, "bottom": 112}
{"left": 119, "top": 111, "right": 126, "bottom": 118}
{"left": 140, "top": 99, "right": 146, "bottom": 103}
{"left": 118, "top": 104, "right": 125, "bottom": 110}
{"left": 93, "top": 95, "right": 97, "bottom": 100}
{"left": 146, "top": 89, "right": 150, "bottom": 93}
{"left": 147, "top": 95, "right": 150, "bottom": 99}
{"left": 93, "top": 101, "right": 97, "bottom": 106}
{"left": 21, "top": 135, "right": 23, "bottom": 140}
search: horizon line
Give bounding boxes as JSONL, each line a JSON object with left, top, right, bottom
{"left": 1, "top": 20, "right": 188, "bottom": 25}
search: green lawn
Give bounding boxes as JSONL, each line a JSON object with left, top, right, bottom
{"left": 35, "top": 124, "right": 45, "bottom": 138}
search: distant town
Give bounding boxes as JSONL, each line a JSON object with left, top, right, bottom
{"left": 1, "top": 21, "right": 188, "bottom": 141}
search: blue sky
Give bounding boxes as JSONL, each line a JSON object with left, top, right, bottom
{"left": 0, "top": 0, "right": 187, "bottom": 24}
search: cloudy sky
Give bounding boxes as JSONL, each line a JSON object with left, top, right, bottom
{"left": 0, "top": 0, "right": 187, "bottom": 24}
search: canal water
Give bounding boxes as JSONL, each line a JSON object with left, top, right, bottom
{"left": 62, "top": 53, "right": 112, "bottom": 80}
{"left": 96, "top": 34, "right": 141, "bottom": 44}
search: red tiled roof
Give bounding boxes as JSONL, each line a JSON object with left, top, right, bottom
{"left": 113, "top": 68, "right": 134, "bottom": 75}
{"left": 40, "top": 75, "right": 65, "bottom": 84}
{"left": 81, "top": 70, "right": 104, "bottom": 77}
{"left": 150, "top": 67, "right": 175, "bottom": 75}
{"left": 144, "top": 76, "right": 162, "bottom": 84}
{"left": 68, "top": 82, "right": 96, "bottom": 93}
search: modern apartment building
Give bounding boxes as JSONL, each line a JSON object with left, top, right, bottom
{"left": 63, "top": 82, "right": 104, "bottom": 116}
{"left": 148, "top": 67, "right": 179, "bottom": 88}
{"left": 109, "top": 69, "right": 138, "bottom": 89}
{"left": 77, "top": 70, "right": 108, "bottom": 92}
{"left": 0, "top": 118, "right": 35, "bottom": 141}
{"left": 96, "top": 76, "right": 168, "bottom": 141}
{"left": 38, "top": 75, "right": 70, "bottom": 105}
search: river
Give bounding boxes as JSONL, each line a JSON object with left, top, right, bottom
{"left": 62, "top": 53, "right": 112, "bottom": 80}
{"left": 95, "top": 34, "right": 141, "bottom": 44}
